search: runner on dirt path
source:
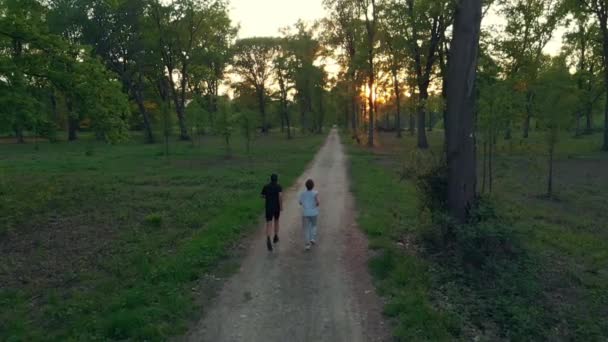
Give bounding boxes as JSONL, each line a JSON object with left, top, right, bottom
{"left": 299, "top": 179, "right": 320, "bottom": 251}
{"left": 261, "top": 174, "right": 282, "bottom": 251}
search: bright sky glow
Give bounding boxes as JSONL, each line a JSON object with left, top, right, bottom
{"left": 229, "top": 1, "right": 564, "bottom": 54}
{"left": 229, "top": 0, "right": 327, "bottom": 38}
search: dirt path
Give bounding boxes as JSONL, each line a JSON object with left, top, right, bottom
{"left": 182, "top": 129, "right": 390, "bottom": 342}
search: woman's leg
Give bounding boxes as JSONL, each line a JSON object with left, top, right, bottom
{"left": 310, "top": 216, "right": 318, "bottom": 243}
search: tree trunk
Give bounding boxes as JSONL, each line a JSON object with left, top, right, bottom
{"left": 548, "top": 141, "right": 554, "bottom": 197}
{"left": 318, "top": 88, "right": 325, "bottom": 134}
{"left": 14, "top": 127, "right": 24, "bottom": 144}
{"left": 68, "top": 118, "right": 78, "bottom": 141}
{"left": 417, "top": 88, "right": 429, "bottom": 149}
{"left": 523, "top": 113, "right": 531, "bottom": 138}
{"left": 351, "top": 80, "right": 358, "bottom": 132}
{"left": 409, "top": 112, "right": 415, "bottom": 135}
{"left": 368, "top": 68, "right": 375, "bottom": 147}
{"left": 600, "top": 18, "right": 608, "bottom": 150}
{"left": 489, "top": 134, "right": 495, "bottom": 193}
{"left": 604, "top": 88, "right": 608, "bottom": 150}
{"left": 134, "top": 86, "right": 155, "bottom": 144}
{"left": 258, "top": 89, "right": 267, "bottom": 133}
{"left": 50, "top": 91, "right": 59, "bottom": 123}
{"left": 67, "top": 99, "right": 78, "bottom": 141}
{"left": 445, "top": 0, "right": 482, "bottom": 223}
{"left": 505, "top": 123, "right": 512, "bottom": 140}
{"left": 285, "top": 102, "right": 292, "bottom": 139}
{"left": 586, "top": 108, "right": 593, "bottom": 133}
{"left": 481, "top": 140, "right": 487, "bottom": 194}
{"left": 396, "top": 93, "right": 402, "bottom": 138}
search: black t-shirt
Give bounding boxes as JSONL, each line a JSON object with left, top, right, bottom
{"left": 261, "top": 183, "right": 282, "bottom": 211}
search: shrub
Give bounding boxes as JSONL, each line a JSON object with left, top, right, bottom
{"left": 143, "top": 213, "right": 163, "bottom": 228}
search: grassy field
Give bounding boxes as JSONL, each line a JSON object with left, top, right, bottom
{"left": 0, "top": 132, "right": 324, "bottom": 341}
{"left": 346, "top": 129, "right": 608, "bottom": 341}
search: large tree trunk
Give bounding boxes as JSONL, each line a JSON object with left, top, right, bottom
{"left": 417, "top": 88, "right": 429, "bottom": 149}
{"left": 445, "top": 0, "right": 482, "bottom": 223}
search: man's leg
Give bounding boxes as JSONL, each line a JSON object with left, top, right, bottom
{"left": 265, "top": 213, "right": 273, "bottom": 251}
{"left": 274, "top": 216, "right": 279, "bottom": 236}
{"left": 273, "top": 216, "right": 280, "bottom": 243}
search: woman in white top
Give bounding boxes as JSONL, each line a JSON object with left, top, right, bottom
{"left": 299, "top": 179, "right": 320, "bottom": 250}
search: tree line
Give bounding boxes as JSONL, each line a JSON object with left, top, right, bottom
{"left": 3, "top": 0, "right": 608, "bottom": 221}
{"left": 0, "top": 0, "right": 339, "bottom": 146}
{"left": 323, "top": 0, "right": 608, "bottom": 221}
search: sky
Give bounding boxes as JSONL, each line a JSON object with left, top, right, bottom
{"left": 229, "top": 1, "right": 563, "bottom": 54}
{"left": 229, "top": 0, "right": 327, "bottom": 38}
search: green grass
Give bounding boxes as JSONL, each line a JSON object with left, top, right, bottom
{"left": 346, "top": 129, "right": 608, "bottom": 341}
{"left": 346, "top": 142, "right": 460, "bottom": 341}
{"left": 0, "top": 132, "right": 324, "bottom": 341}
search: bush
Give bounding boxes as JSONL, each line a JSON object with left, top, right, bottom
{"left": 144, "top": 213, "right": 163, "bottom": 228}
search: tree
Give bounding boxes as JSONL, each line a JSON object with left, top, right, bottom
{"left": 237, "top": 109, "right": 258, "bottom": 156}
{"left": 498, "top": 0, "right": 562, "bottom": 139}
{"left": 0, "top": 0, "right": 129, "bottom": 143}
{"left": 357, "top": 0, "right": 378, "bottom": 146}
{"left": 149, "top": 0, "right": 233, "bottom": 140}
{"left": 231, "top": 37, "right": 279, "bottom": 133}
{"left": 378, "top": 1, "right": 409, "bottom": 138}
{"left": 62, "top": 0, "right": 156, "bottom": 143}
{"left": 562, "top": 15, "right": 603, "bottom": 136}
{"left": 399, "top": 0, "right": 454, "bottom": 148}
{"left": 534, "top": 57, "right": 578, "bottom": 196}
{"left": 445, "top": 0, "right": 483, "bottom": 223}
{"left": 573, "top": 0, "right": 608, "bottom": 150}
{"left": 285, "top": 21, "right": 328, "bottom": 134}
{"left": 273, "top": 40, "right": 295, "bottom": 139}
{"left": 214, "top": 97, "right": 235, "bottom": 157}
{"left": 323, "top": 0, "right": 364, "bottom": 132}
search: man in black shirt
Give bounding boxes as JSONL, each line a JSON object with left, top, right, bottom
{"left": 261, "top": 174, "right": 283, "bottom": 251}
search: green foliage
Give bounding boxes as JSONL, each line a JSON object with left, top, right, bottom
{"left": 185, "top": 98, "right": 209, "bottom": 137}
{"left": 534, "top": 57, "right": 579, "bottom": 137}
{"left": 0, "top": 0, "right": 130, "bottom": 143}
{"left": 213, "top": 98, "right": 237, "bottom": 155}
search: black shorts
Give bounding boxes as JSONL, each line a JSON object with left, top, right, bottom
{"left": 265, "top": 208, "right": 280, "bottom": 222}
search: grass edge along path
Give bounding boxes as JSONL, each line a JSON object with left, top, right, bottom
{"left": 345, "top": 141, "right": 460, "bottom": 341}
